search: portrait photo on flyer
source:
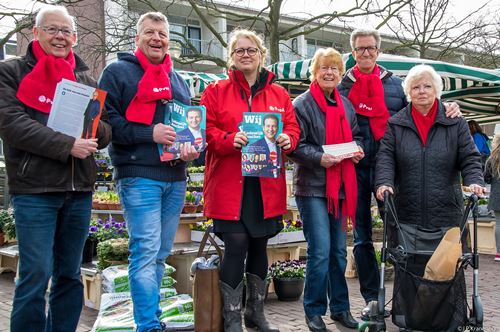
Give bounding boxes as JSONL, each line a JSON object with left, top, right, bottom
{"left": 158, "top": 100, "right": 206, "bottom": 162}
{"left": 241, "top": 112, "right": 282, "bottom": 178}
{"left": 47, "top": 79, "right": 106, "bottom": 139}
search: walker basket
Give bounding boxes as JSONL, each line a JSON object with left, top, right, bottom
{"left": 391, "top": 253, "right": 467, "bottom": 331}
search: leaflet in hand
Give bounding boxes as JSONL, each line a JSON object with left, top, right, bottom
{"left": 158, "top": 101, "right": 206, "bottom": 162}
{"left": 322, "top": 141, "right": 361, "bottom": 160}
{"left": 240, "top": 112, "right": 282, "bottom": 178}
{"left": 47, "top": 79, "right": 106, "bottom": 139}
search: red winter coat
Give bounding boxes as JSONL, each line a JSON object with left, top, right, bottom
{"left": 200, "top": 69, "right": 300, "bottom": 220}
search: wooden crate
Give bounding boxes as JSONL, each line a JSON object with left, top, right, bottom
{"left": 0, "top": 244, "right": 19, "bottom": 279}
{"left": 468, "top": 220, "right": 496, "bottom": 254}
{"left": 81, "top": 268, "right": 102, "bottom": 310}
{"left": 345, "top": 246, "right": 357, "bottom": 279}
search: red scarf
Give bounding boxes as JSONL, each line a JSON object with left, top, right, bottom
{"left": 411, "top": 99, "right": 438, "bottom": 146}
{"left": 347, "top": 64, "right": 390, "bottom": 141}
{"left": 125, "top": 49, "right": 173, "bottom": 125}
{"left": 310, "top": 81, "right": 357, "bottom": 229}
{"left": 16, "top": 40, "right": 76, "bottom": 113}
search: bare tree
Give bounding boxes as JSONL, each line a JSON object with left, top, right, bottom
{"left": 378, "top": 0, "right": 492, "bottom": 61}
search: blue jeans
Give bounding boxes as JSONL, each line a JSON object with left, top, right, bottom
{"left": 296, "top": 196, "right": 350, "bottom": 317}
{"left": 10, "top": 192, "right": 92, "bottom": 332}
{"left": 354, "top": 165, "right": 380, "bottom": 303}
{"left": 117, "top": 177, "right": 186, "bottom": 332}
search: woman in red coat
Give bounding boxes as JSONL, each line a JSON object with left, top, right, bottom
{"left": 200, "top": 28, "right": 300, "bottom": 332}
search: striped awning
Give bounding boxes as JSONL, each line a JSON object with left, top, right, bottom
{"left": 178, "top": 71, "right": 228, "bottom": 98}
{"left": 268, "top": 54, "right": 500, "bottom": 123}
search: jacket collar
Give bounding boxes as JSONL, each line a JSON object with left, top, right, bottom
{"left": 229, "top": 67, "right": 275, "bottom": 96}
{"left": 25, "top": 40, "right": 89, "bottom": 73}
{"left": 390, "top": 100, "right": 457, "bottom": 129}
{"left": 344, "top": 64, "right": 392, "bottom": 83}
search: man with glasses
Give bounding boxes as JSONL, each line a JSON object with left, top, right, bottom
{"left": 98, "top": 12, "right": 198, "bottom": 332}
{"left": 0, "top": 5, "right": 111, "bottom": 331}
{"left": 338, "top": 28, "right": 460, "bottom": 321}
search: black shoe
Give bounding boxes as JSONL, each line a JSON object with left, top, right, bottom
{"left": 305, "top": 315, "right": 327, "bottom": 332}
{"left": 360, "top": 304, "right": 391, "bottom": 321}
{"left": 330, "top": 311, "right": 359, "bottom": 329}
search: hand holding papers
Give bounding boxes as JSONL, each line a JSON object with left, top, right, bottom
{"left": 322, "top": 141, "right": 362, "bottom": 160}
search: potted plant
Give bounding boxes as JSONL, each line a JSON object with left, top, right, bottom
{"left": 188, "top": 166, "right": 205, "bottom": 183}
{"left": 182, "top": 191, "right": 198, "bottom": 214}
{"left": 97, "top": 238, "right": 129, "bottom": 270}
{"left": 268, "top": 259, "right": 306, "bottom": 301}
{"left": 375, "top": 249, "right": 393, "bottom": 281}
{"left": 0, "top": 209, "right": 15, "bottom": 245}
{"left": 190, "top": 219, "right": 223, "bottom": 245}
{"left": 83, "top": 217, "right": 128, "bottom": 264}
{"left": 269, "top": 219, "right": 305, "bottom": 245}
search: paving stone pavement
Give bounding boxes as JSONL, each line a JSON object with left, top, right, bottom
{"left": 0, "top": 254, "right": 499, "bottom": 332}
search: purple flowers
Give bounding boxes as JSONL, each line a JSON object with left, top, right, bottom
{"left": 269, "top": 259, "right": 306, "bottom": 279}
{"left": 87, "top": 217, "right": 128, "bottom": 242}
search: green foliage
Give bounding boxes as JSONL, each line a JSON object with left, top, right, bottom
{"left": 88, "top": 217, "right": 128, "bottom": 242}
{"left": 0, "top": 209, "right": 16, "bottom": 239}
{"left": 187, "top": 166, "right": 205, "bottom": 174}
{"left": 375, "top": 249, "right": 392, "bottom": 268}
{"left": 96, "top": 238, "right": 129, "bottom": 270}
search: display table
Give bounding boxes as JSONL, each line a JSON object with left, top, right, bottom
{"left": 468, "top": 217, "right": 497, "bottom": 254}
{"left": 0, "top": 244, "right": 19, "bottom": 278}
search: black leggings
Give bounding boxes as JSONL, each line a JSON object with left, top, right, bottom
{"left": 220, "top": 232, "right": 269, "bottom": 288}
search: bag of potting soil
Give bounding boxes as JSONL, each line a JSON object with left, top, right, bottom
{"left": 161, "top": 313, "right": 194, "bottom": 330}
{"left": 159, "top": 294, "right": 194, "bottom": 319}
{"left": 92, "top": 292, "right": 193, "bottom": 332}
{"left": 102, "top": 264, "right": 176, "bottom": 293}
{"left": 91, "top": 292, "right": 135, "bottom": 332}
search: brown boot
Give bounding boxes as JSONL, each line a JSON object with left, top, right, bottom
{"left": 220, "top": 280, "right": 244, "bottom": 332}
{"left": 244, "top": 273, "right": 279, "bottom": 332}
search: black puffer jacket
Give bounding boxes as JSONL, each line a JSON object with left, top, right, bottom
{"left": 375, "top": 102, "right": 484, "bottom": 228}
{"left": 288, "top": 89, "right": 363, "bottom": 197}
{"left": 0, "top": 42, "right": 111, "bottom": 194}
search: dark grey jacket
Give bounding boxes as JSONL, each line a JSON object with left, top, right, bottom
{"left": 484, "top": 160, "right": 500, "bottom": 211}
{"left": 338, "top": 65, "right": 408, "bottom": 169}
{"left": 0, "top": 42, "right": 111, "bottom": 194}
{"left": 288, "top": 90, "right": 363, "bottom": 197}
{"left": 375, "top": 102, "right": 484, "bottom": 228}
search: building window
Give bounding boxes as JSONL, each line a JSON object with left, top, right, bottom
{"left": 291, "top": 38, "right": 298, "bottom": 53}
{"left": 169, "top": 18, "right": 202, "bottom": 55}
{"left": 0, "top": 40, "right": 16, "bottom": 60}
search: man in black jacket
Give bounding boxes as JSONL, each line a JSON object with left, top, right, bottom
{"left": 0, "top": 5, "right": 111, "bottom": 332}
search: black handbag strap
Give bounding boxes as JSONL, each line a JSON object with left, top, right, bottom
{"left": 196, "top": 225, "right": 223, "bottom": 259}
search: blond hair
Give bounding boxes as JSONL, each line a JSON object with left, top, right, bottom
{"left": 309, "top": 47, "right": 344, "bottom": 82}
{"left": 227, "top": 28, "right": 267, "bottom": 71}
{"left": 486, "top": 135, "right": 500, "bottom": 179}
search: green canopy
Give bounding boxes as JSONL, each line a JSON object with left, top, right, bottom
{"left": 178, "top": 71, "right": 228, "bottom": 98}
{"left": 268, "top": 54, "right": 500, "bottom": 121}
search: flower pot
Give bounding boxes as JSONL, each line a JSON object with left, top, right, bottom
{"left": 182, "top": 204, "right": 197, "bottom": 214}
{"left": 0, "top": 232, "right": 5, "bottom": 246}
{"left": 82, "top": 238, "right": 97, "bottom": 264}
{"left": 273, "top": 277, "right": 304, "bottom": 301}
{"left": 196, "top": 204, "right": 203, "bottom": 213}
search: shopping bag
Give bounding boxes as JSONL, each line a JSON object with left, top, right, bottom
{"left": 193, "top": 227, "right": 223, "bottom": 332}
{"left": 423, "top": 227, "right": 462, "bottom": 281}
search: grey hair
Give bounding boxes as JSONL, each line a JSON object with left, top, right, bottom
{"left": 35, "top": 5, "right": 76, "bottom": 31}
{"left": 136, "top": 12, "right": 169, "bottom": 36}
{"left": 350, "top": 28, "right": 381, "bottom": 50}
{"left": 403, "top": 64, "right": 443, "bottom": 101}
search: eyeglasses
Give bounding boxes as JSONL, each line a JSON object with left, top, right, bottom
{"left": 411, "top": 84, "right": 434, "bottom": 92}
{"left": 354, "top": 46, "right": 378, "bottom": 54}
{"left": 39, "top": 26, "right": 74, "bottom": 37}
{"left": 232, "top": 47, "right": 259, "bottom": 57}
{"left": 143, "top": 29, "right": 169, "bottom": 39}
{"left": 319, "top": 66, "right": 340, "bottom": 73}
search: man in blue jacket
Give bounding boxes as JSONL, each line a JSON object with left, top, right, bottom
{"left": 99, "top": 12, "right": 199, "bottom": 332}
{"left": 338, "top": 28, "right": 461, "bottom": 321}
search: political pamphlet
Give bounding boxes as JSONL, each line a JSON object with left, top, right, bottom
{"left": 240, "top": 112, "right": 283, "bottom": 178}
{"left": 322, "top": 141, "right": 362, "bottom": 160}
{"left": 158, "top": 101, "right": 206, "bottom": 162}
{"left": 47, "top": 79, "right": 106, "bottom": 139}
